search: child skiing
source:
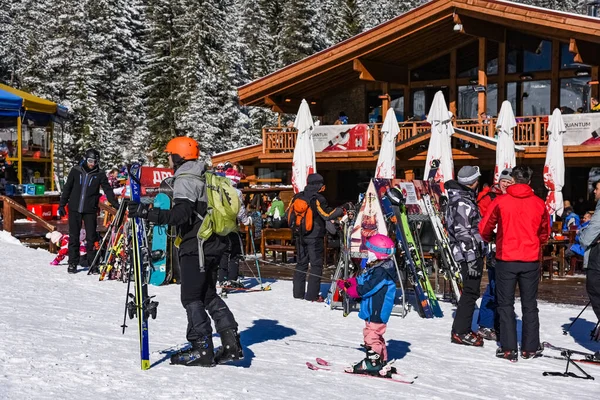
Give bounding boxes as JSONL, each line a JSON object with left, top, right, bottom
{"left": 336, "top": 234, "right": 397, "bottom": 377}
{"left": 47, "top": 230, "right": 87, "bottom": 266}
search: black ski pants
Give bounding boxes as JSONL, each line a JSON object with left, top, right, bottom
{"left": 218, "top": 232, "right": 243, "bottom": 283}
{"left": 452, "top": 259, "right": 483, "bottom": 334}
{"left": 68, "top": 211, "right": 98, "bottom": 266}
{"left": 587, "top": 269, "right": 600, "bottom": 321}
{"left": 180, "top": 254, "right": 237, "bottom": 341}
{"left": 496, "top": 261, "right": 540, "bottom": 352}
{"left": 293, "top": 236, "right": 324, "bottom": 301}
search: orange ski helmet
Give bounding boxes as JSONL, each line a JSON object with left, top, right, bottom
{"left": 165, "top": 136, "right": 200, "bottom": 160}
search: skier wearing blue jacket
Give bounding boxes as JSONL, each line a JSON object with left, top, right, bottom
{"left": 337, "top": 234, "right": 397, "bottom": 377}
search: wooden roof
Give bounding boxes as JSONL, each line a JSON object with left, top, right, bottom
{"left": 239, "top": 0, "right": 600, "bottom": 111}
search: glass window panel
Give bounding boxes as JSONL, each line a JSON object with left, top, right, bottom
{"left": 560, "top": 77, "right": 591, "bottom": 113}
{"left": 507, "top": 82, "right": 518, "bottom": 115}
{"left": 524, "top": 40, "right": 551, "bottom": 72}
{"left": 522, "top": 80, "right": 551, "bottom": 116}
{"left": 413, "top": 90, "right": 426, "bottom": 120}
{"left": 560, "top": 43, "right": 576, "bottom": 69}
{"left": 458, "top": 85, "right": 478, "bottom": 119}
{"left": 507, "top": 49, "right": 519, "bottom": 74}
{"left": 486, "top": 83, "right": 498, "bottom": 117}
{"left": 390, "top": 95, "right": 404, "bottom": 122}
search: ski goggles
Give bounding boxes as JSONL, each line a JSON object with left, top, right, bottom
{"left": 86, "top": 158, "right": 97, "bottom": 165}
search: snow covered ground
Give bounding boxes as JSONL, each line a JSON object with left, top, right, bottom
{"left": 0, "top": 230, "right": 598, "bottom": 400}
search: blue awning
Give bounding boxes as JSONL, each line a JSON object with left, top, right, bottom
{"left": 0, "top": 88, "right": 23, "bottom": 117}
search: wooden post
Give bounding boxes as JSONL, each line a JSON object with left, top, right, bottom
{"left": 380, "top": 82, "right": 391, "bottom": 115}
{"left": 403, "top": 85, "right": 410, "bottom": 121}
{"left": 17, "top": 116, "right": 22, "bottom": 184}
{"left": 551, "top": 39, "right": 560, "bottom": 111}
{"left": 592, "top": 66, "right": 599, "bottom": 100}
{"left": 3, "top": 199, "right": 14, "bottom": 233}
{"left": 262, "top": 128, "right": 267, "bottom": 154}
{"left": 478, "top": 38, "right": 487, "bottom": 117}
{"left": 49, "top": 124, "right": 54, "bottom": 191}
{"left": 449, "top": 49, "right": 457, "bottom": 116}
{"left": 534, "top": 116, "right": 541, "bottom": 146}
{"left": 498, "top": 41, "right": 506, "bottom": 107}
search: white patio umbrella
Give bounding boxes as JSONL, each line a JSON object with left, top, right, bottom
{"left": 494, "top": 100, "right": 517, "bottom": 183}
{"left": 544, "top": 108, "right": 566, "bottom": 217}
{"left": 375, "top": 108, "right": 400, "bottom": 179}
{"left": 423, "top": 91, "right": 454, "bottom": 183}
{"left": 291, "top": 99, "right": 317, "bottom": 193}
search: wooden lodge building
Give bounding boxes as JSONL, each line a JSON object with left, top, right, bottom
{"left": 213, "top": 0, "right": 600, "bottom": 206}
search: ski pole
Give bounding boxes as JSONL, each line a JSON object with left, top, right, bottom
{"left": 563, "top": 301, "right": 591, "bottom": 335}
{"left": 248, "top": 227, "right": 264, "bottom": 289}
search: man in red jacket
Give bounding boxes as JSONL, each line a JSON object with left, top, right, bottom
{"left": 479, "top": 166, "right": 550, "bottom": 362}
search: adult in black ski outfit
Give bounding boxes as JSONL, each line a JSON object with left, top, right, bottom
{"left": 289, "top": 173, "right": 350, "bottom": 301}
{"left": 59, "top": 149, "right": 118, "bottom": 274}
{"left": 128, "top": 136, "right": 243, "bottom": 367}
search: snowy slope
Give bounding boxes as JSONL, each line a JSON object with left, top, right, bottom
{"left": 0, "top": 231, "right": 598, "bottom": 400}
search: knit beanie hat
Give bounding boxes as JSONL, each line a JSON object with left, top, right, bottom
{"left": 498, "top": 168, "right": 513, "bottom": 182}
{"left": 457, "top": 166, "right": 481, "bottom": 185}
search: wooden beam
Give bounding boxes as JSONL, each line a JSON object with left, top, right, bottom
{"left": 264, "top": 96, "right": 284, "bottom": 113}
{"left": 409, "top": 38, "right": 477, "bottom": 70}
{"left": 478, "top": 37, "right": 487, "bottom": 117}
{"left": 380, "top": 82, "right": 390, "bottom": 114}
{"left": 498, "top": 41, "right": 506, "bottom": 107}
{"left": 453, "top": 14, "right": 506, "bottom": 43}
{"left": 551, "top": 39, "right": 560, "bottom": 111}
{"left": 449, "top": 49, "right": 457, "bottom": 116}
{"left": 592, "top": 66, "right": 599, "bottom": 100}
{"left": 569, "top": 38, "right": 600, "bottom": 66}
{"left": 353, "top": 58, "right": 409, "bottom": 84}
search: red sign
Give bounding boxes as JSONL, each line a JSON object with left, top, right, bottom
{"left": 139, "top": 166, "right": 173, "bottom": 196}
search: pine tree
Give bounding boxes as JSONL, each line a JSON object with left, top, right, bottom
{"left": 279, "top": 0, "right": 319, "bottom": 66}
{"left": 331, "top": 0, "right": 364, "bottom": 44}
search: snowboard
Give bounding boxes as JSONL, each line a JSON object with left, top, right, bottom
{"left": 149, "top": 193, "right": 170, "bottom": 286}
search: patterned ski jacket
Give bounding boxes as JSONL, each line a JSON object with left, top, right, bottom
{"left": 444, "top": 180, "right": 483, "bottom": 264}
{"left": 356, "top": 259, "right": 397, "bottom": 324}
{"left": 579, "top": 200, "right": 600, "bottom": 271}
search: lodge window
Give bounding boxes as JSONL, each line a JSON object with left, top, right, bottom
{"left": 507, "top": 38, "right": 552, "bottom": 73}
{"left": 457, "top": 83, "right": 499, "bottom": 119}
{"left": 560, "top": 77, "right": 591, "bottom": 113}
{"left": 367, "top": 90, "right": 404, "bottom": 123}
{"left": 523, "top": 80, "right": 551, "bottom": 116}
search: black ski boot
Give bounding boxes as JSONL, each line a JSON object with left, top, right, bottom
{"left": 68, "top": 263, "right": 77, "bottom": 274}
{"left": 496, "top": 347, "right": 518, "bottom": 363}
{"left": 170, "top": 336, "right": 215, "bottom": 367}
{"left": 214, "top": 329, "right": 244, "bottom": 364}
{"left": 347, "top": 348, "right": 384, "bottom": 376}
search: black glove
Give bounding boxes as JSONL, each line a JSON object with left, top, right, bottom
{"left": 58, "top": 205, "right": 67, "bottom": 217}
{"left": 462, "top": 260, "right": 482, "bottom": 279}
{"left": 128, "top": 201, "right": 149, "bottom": 219}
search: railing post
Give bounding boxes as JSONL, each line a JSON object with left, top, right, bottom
{"left": 262, "top": 128, "right": 267, "bottom": 153}
{"left": 412, "top": 122, "right": 417, "bottom": 138}
{"left": 374, "top": 124, "right": 380, "bottom": 150}
{"left": 2, "top": 197, "right": 14, "bottom": 233}
{"left": 534, "top": 117, "right": 541, "bottom": 146}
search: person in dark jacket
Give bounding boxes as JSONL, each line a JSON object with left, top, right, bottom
{"left": 59, "top": 149, "right": 118, "bottom": 274}
{"left": 337, "top": 234, "right": 397, "bottom": 376}
{"left": 579, "top": 180, "right": 600, "bottom": 332}
{"left": 128, "top": 137, "right": 242, "bottom": 367}
{"left": 445, "top": 166, "right": 485, "bottom": 347}
{"left": 476, "top": 168, "right": 514, "bottom": 341}
{"left": 289, "top": 173, "right": 349, "bottom": 301}
{"left": 479, "top": 166, "right": 550, "bottom": 362}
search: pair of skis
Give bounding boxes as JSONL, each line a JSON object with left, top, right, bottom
{"left": 306, "top": 357, "right": 417, "bottom": 384}
{"left": 122, "top": 162, "right": 158, "bottom": 370}
{"left": 542, "top": 342, "right": 599, "bottom": 380}
{"left": 377, "top": 181, "right": 442, "bottom": 319}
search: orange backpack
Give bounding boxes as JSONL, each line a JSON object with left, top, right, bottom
{"left": 287, "top": 194, "right": 315, "bottom": 235}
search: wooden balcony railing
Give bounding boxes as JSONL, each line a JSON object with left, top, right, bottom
{"left": 262, "top": 116, "right": 550, "bottom": 154}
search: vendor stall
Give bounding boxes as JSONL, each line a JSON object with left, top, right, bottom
{"left": 0, "top": 83, "right": 67, "bottom": 191}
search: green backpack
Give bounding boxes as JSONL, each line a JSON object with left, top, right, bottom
{"left": 197, "top": 171, "right": 241, "bottom": 241}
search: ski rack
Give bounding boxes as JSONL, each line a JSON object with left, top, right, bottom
{"left": 543, "top": 349, "right": 595, "bottom": 380}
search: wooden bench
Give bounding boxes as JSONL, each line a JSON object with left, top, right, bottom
{"left": 261, "top": 228, "right": 296, "bottom": 262}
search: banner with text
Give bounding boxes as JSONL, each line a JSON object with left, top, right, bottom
{"left": 312, "top": 124, "right": 369, "bottom": 152}
{"left": 562, "top": 113, "right": 600, "bottom": 146}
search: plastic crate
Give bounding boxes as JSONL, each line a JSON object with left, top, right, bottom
{"left": 35, "top": 184, "right": 45, "bottom": 195}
